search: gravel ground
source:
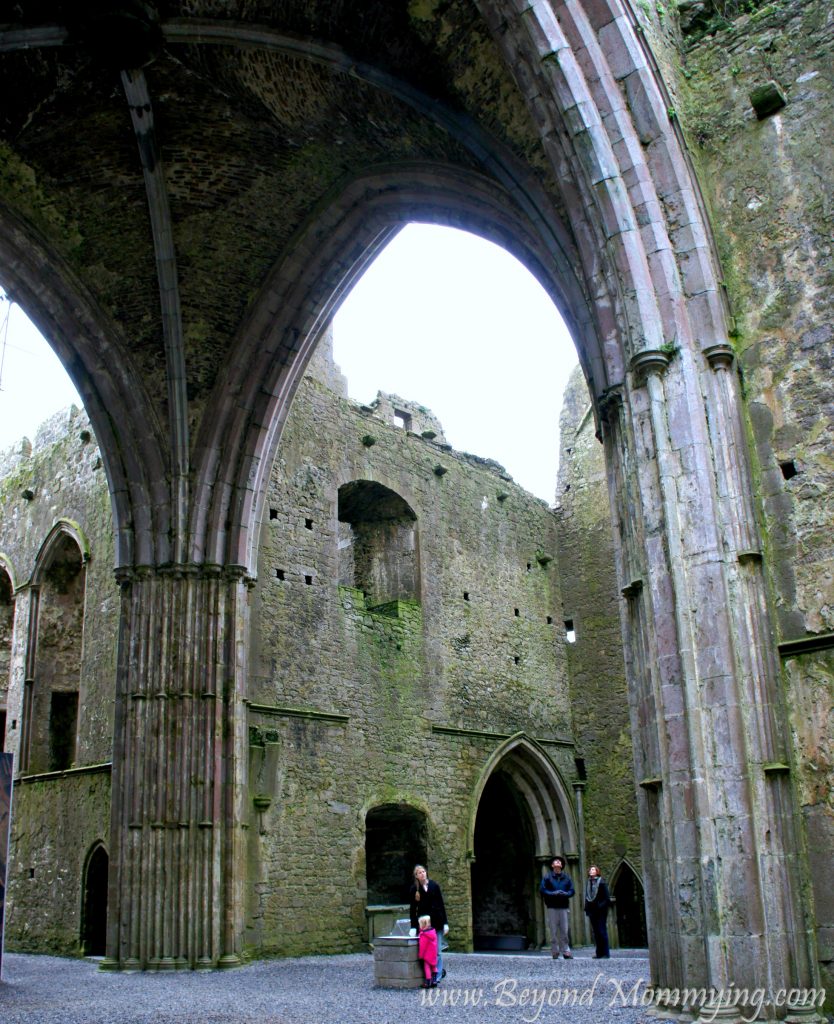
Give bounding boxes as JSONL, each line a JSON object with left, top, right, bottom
{"left": 0, "top": 949, "right": 657, "bottom": 1024}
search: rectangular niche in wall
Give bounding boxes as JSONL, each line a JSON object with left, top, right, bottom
{"left": 49, "top": 691, "right": 78, "bottom": 771}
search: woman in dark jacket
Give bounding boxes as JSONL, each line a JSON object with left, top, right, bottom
{"left": 584, "top": 864, "right": 611, "bottom": 959}
{"left": 410, "top": 865, "right": 449, "bottom": 980}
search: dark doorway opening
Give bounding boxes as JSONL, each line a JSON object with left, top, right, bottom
{"left": 471, "top": 771, "right": 534, "bottom": 950}
{"left": 365, "top": 803, "right": 427, "bottom": 905}
{"left": 81, "top": 844, "right": 108, "bottom": 956}
{"left": 613, "top": 863, "right": 648, "bottom": 948}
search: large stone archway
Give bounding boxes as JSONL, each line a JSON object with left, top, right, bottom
{"left": 0, "top": 1, "right": 823, "bottom": 1008}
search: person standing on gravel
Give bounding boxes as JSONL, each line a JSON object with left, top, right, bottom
{"left": 540, "top": 856, "right": 575, "bottom": 959}
{"left": 584, "top": 864, "right": 611, "bottom": 959}
{"left": 409, "top": 864, "right": 449, "bottom": 981}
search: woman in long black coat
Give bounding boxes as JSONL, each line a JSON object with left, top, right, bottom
{"left": 584, "top": 864, "right": 611, "bottom": 959}
{"left": 409, "top": 865, "right": 449, "bottom": 980}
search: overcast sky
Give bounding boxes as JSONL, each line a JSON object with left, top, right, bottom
{"left": 0, "top": 223, "right": 578, "bottom": 502}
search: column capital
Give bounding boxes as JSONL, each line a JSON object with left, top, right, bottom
{"left": 703, "top": 342, "right": 736, "bottom": 370}
{"left": 630, "top": 348, "right": 672, "bottom": 377}
{"left": 112, "top": 561, "right": 256, "bottom": 584}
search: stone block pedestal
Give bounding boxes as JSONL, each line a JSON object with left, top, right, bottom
{"left": 373, "top": 935, "right": 423, "bottom": 989}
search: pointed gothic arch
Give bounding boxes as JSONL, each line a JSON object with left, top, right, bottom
{"left": 608, "top": 857, "right": 648, "bottom": 950}
{"left": 194, "top": 165, "right": 593, "bottom": 572}
{"left": 21, "top": 521, "right": 90, "bottom": 774}
{"left": 0, "top": 555, "right": 19, "bottom": 596}
{"left": 0, "top": 220, "right": 169, "bottom": 570}
{"left": 31, "top": 521, "right": 91, "bottom": 585}
{"left": 467, "top": 735, "right": 579, "bottom": 950}
{"left": 0, "top": 4, "right": 818, "bottom": 994}
{"left": 80, "top": 841, "right": 109, "bottom": 956}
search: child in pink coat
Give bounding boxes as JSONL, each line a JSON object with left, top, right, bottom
{"left": 417, "top": 914, "right": 439, "bottom": 987}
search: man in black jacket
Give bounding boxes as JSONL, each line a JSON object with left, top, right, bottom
{"left": 539, "top": 857, "right": 575, "bottom": 959}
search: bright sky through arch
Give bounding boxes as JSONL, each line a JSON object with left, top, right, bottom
{"left": 333, "top": 223, "right": 578, "bottom": 503}
{"left": 0, "top": 295, "right": 83, "bottom": 449}
{"left": 0, "top": 225, "right": 579, "bottom": 504}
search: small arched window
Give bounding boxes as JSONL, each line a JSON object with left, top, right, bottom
{"left": 337, "top": 481, "right": 419, "bottom": 607}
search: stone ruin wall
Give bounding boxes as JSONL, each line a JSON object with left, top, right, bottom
{"left": 672, "top": 0, "right": 834, "bottom": 991}
{"left": 556, "top": 369, "right": 642, "bottom": 889}
{"left": 0, "top": 406, "right": 116, "bottom": 953}
{"left": 249, "top": 334, "right": 575, "bottom": 956}
{"left": 551, "top": 0, "right": 834, "bottom": 988}
{"left": 0, "top": 338, "right": 582, "bottom": 959}
{"left": 2, "top": 0, "right": 832, "bottom": 966}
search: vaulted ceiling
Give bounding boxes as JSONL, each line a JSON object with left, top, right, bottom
{"left": 1, "top": 2, "right": 698, "bottom": 568}
{"left": 0, "top": 2, "right": 578, "bottom": 410}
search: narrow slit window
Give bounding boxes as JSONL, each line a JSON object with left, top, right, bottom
{"left": 304, "top": 575, "right": 313, "bottom": 585}
{"left": 564, "top": 619, "right": 577, "bottom": 643}
{"left": 269, "top": 508, "right": 279, "bottom": 520}
{"left": 514, "top": 608, "right": 520, "bottom": 617}
{"left": 779, "top": 460, "right": 797, "bottom": 480}
{"left": 305, "top": 518, "right": 314, "bottom": 530}
{"left": 276, "top": 569, "right": 285, "bottom": 580}
{"left": 463, "top": 591, "right": 470, "bottom": 601}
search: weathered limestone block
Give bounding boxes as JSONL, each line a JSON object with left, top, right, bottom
{"left": 373, "top": 935, "right": 423, "bottom": 989}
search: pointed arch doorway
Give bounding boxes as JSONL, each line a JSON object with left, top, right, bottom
{"left": 468, "top": 735, "right": 579, "bottom": 951}
{"left": 609, "top": 860, "right": 648, "bottom": 950}
{"left": 81, "top": 843, "right": 108, "bottom": 956}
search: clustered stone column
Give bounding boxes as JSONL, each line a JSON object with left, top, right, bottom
{"left": 103, "top": 564, "right": 250, "bottom": 971}
{"left": 700, "top": 344, "right": 817, "bottom": 999}
{"left": 604, "top": 346, "right": 822, "bottom": 1019}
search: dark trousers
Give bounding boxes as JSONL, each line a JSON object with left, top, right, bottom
{"left": 588, "top": 911, "right": 609, "bottom": 958}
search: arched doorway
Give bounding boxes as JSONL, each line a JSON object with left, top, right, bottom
{"left": 610, "top": 861, "right": 648, "bottom": 949}
{"left": 365, "top": 803, "right": 427, "bottom": 905}
{"left": 468, "top": 735, "right": 579, "bottom": 952}
{"left": 81, "top": 843, "right": 108, "bottom": 956}
{"left": 364, "top": 803, "right": 427, "bottom": 943}
{"left": 472, "top": 771, "right": 535, "bottom": 950}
